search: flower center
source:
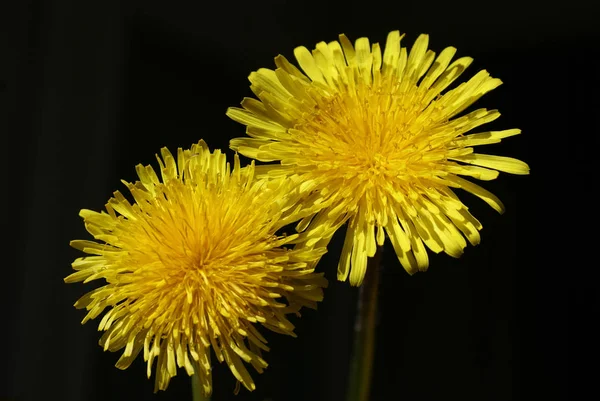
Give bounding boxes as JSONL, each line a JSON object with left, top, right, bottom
{"left": 295, "top": 82, "right": 437, "bottom": 185}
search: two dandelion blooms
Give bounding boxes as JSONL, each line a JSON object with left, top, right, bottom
{"left": 227, "top": 30, "right": 530, "bottom": 286}
{"left": 66, "top": 30, "right": 529, "bottom": 395}
{"left": 66, "top": 141, "right": 326, "bottom": 394}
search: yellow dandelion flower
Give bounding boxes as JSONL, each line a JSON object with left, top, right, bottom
{"left": 65, "top": 140, "right": 327, "bottom": 394}
{"left": 226, "top": 31, "right": 530, "bottom": 286}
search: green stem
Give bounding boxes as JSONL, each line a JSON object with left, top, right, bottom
{"left": 346, "top": 246, "right": 383, "bottom": 401}
{"left": 191, "top": 371, "right": 211, "bottom": 401}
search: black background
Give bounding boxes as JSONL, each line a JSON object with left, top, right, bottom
{"left": 3, "top": 1, "right": 598, "bottom": 400}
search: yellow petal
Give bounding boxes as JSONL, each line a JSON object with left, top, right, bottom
{"left": 294, "top": 46, "right": 326, "bottom": 84}
{"left": 420, "top": 46, "right": 457, "bottom": 89}
{"left": 456, "top": 129, "right": 522, "bottom": 147}
{"left": 452, "top": 154, "right": 530, "bottom": 175}
{"left": 338, "top": 33, "right": 356, "bottom": 66}
{"left": 444, "top": 175, "right": 505, "bottom": 213}
{"left": 405, "top": 34, "right": 429, "bottom": 81}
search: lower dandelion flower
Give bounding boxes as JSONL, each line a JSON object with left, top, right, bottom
{"left": 65, "top": 140, "right": 327, "bottom": 394}
{"left": 227, "top": 30, "right": 530, "bottom": 286}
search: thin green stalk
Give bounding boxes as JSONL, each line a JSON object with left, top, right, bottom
{"left": 191, "top": 371, "right": 211, "bottom": 401}
{"left": 346, "top": 247, "right": 383, "bottom": 401}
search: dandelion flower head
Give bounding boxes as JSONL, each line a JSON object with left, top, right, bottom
{"left": 227, "top": 31, "right": 530, "bottom": 286}
{"left": 65, "top": 140, "right": 327, "bottom": 394}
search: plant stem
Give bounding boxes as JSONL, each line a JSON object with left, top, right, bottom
{"left": 191, "top": 371, "right": 211, "bottom": 401}
{"left": 346, "top": 246, "right": 383, "bottom": 401}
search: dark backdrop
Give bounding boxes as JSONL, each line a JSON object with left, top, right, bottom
{"left": 4, "top": 1, "right": 598, "bottom": 400}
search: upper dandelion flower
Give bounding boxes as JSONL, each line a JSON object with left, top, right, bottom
{"left": 65, "top": 141, "right": 327, "bottom": 394}
{"left": 227, "top": 31, "right": 530, "bottom": 286}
